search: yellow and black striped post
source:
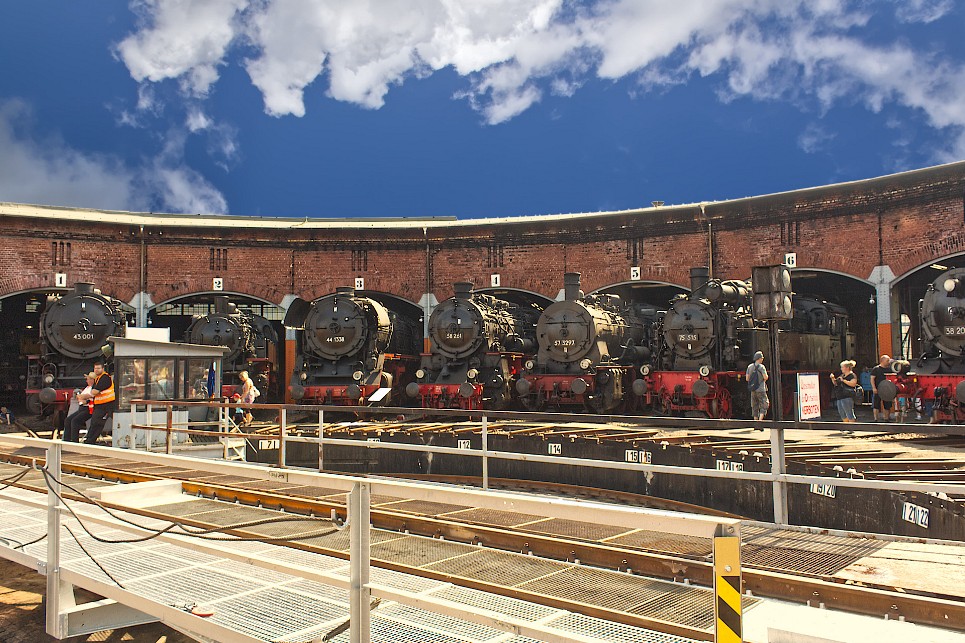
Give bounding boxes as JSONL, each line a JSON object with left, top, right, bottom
{"left": 713, "top": 535, "right": 742, "bottom": 643}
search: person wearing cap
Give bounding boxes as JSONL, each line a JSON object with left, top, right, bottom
{"left": 870, "top": 354, "right": 894, "bottom": 421}
{"left": 231, "top": 393, "right": 245, "bottom": 427}
{"left": 746, "top": 350, "right": 769, "bottom": 422}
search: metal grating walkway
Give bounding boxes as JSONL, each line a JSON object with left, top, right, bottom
{"left": 0, "top": 482, "right": 706, "bottom": 643}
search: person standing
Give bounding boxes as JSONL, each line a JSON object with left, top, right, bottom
{"left": 239, "top": 370, "right": 258, "bottom": 426}
{"left": 85, "top": 361, "right": 116, "bottom": 444}
{"left": 746, "top": 350, "right": 769, "bottom": 423}
{"left": 830, "top": 360, "right": 858, "bottom": 424}
{"left": 870, "top": 354, "right": 894, "bottom": 422}
{"left": 63, "top": 373, "right": 96, "bottom": 442}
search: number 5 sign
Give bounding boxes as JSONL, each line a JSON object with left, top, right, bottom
{"left": 630, "top": 266, "right": 641, "bottom": 280}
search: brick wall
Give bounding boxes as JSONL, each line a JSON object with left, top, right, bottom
{"left": 1, "top": 163, "right": 963, "bottom": 308}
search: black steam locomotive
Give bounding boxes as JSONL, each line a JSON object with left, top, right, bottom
{"left": 26, "top": 283, "right": 128, "bottom": 418}
{"left": 516, "top": 273, "right": 660, "bottom": 412}
{"left": 407, "top": 282, "right": 541, "bottom": 409}
{"left": 285, "top": 287, "right": 421, "bottom": 405}
{"left": 183, "top": 296, "right": 278, "bottom": 398}
{"left": 883, "top": 267, "right": 965, "bottom": 421}
{"left": 642, "top": 268, "right": 854, "bottom": 417}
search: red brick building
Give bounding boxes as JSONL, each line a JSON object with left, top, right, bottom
{"left": 2, "top": 160, "right": 964, "bottom": 389}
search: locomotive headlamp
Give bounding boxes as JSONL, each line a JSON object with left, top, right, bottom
{"left": 352, "top": 370, "right": 363, "bottom": 381}
{"left": 640, "top": 364, "right": 651, "bottom": 376}
{"left": 579, "top": 358, "right": 592, "bottom": 370}
{"left": 466, "top": 368, "right": 479, "bottom": 380}
{"left": 944, "top": 278, "right": 960, "bottom": 293}
{"left": 524, "top": 359, "right": 535, "bottom": 371}
{"left": 300, "top": 372, "right": 308, "bottom": 381}
{"left": 698, "top": 365, "right": 711, "bottom": 377}
{"left": 415, "top": 369, "right": 426, "bottom": 380}
{"left": 43, "top": 374, "right": 55, "bottom": 385}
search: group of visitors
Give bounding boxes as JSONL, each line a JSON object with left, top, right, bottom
{"left": 63, "top": 361, "right": 115, "bottom": 443}
{"left": 747, "top": 352, "right": 897, "bottom": 425}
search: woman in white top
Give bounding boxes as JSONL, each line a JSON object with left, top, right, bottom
{"left": 63, "top": 373, "right": 96, "bottom": 442}
{"left": 239, "top": 371, "right": 256, "bottom": 426}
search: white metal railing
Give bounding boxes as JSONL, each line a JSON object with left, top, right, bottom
{"left": 0, "top": 436, "right": 744, "bottom": 642}
{"left": 125, "top": 400, "right": 965, "bottom": 531}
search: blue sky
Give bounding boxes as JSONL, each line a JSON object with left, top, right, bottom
{"left": 1, "top": 0, "right": 963, "bottom": 219}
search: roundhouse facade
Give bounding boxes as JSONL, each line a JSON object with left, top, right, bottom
{"left": 2, "top": 161, "right": 964, "bottom": 398}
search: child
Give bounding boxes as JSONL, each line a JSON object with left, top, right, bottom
{"left": 232, "top": 394, "right": 245, "bottom": 427}
{"left": 0, "top": 407, "right": 13, "bottom": 425}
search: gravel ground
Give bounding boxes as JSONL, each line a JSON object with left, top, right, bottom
{"left": 0, "top": 558, "right": 197, "bottom": 643}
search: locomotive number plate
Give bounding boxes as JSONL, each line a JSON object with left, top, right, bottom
{"left": 445, "top": 332, "right": 465, "bottom": 340}
{"left": 73, "top": 333, "right": 95, "bottom": 340}
{"left": 553, "top": 339, "right": 576, "bottom": 346}
{"left": 325, "top": 336, "right": 346, "bottom": 343}
{"left": 677, "top": 334, "right": 699, "bottom": 342}
{"left": 943, "top": 326, "right": 965, "bottom": 336}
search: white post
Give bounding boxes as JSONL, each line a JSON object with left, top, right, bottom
{"left": 46, "top": 442, "right": 72, "bottom": 638}
{"left": 349, "top": 481, "right": 371, "bottom": 643}
{"left": 279, "top": 408, "right": 287, "bottom": 468}
{"left": 146, "top": 403, "right": 153, "bottom": 452}
{"left": 771, "top": 427, "right": 788, "bottom": 525}
{"left": 482, "top": 414, "right": 489, "bottom": 490}
{"left": 318, "top": 409, "right": 325, "bottom": 472}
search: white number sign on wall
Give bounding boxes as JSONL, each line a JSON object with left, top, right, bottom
{"left": 457, "top": 439, "right": 471, "bottom": 450}
{"left": 55, "top": 273, "right": 68, "bottom": 287}
{"left": 902, "top": 502, "right": 929, "bottom": 528}
{"left": 491, "top": 274, "right": 501, "bottom": 287}
{"left": 212, "top": 277, "right": 224, "bottom": 291}
{"left": 784, "top": 252, "right": 797, "bottom": 268}
{"left": 548, "top": 443, "right": 562, "bottom": 455}
{"left": 630, "top": 266, "right": 641, "bottom": 280}
{"left": 355, "top": 277, "right": 365, "bottom": 290}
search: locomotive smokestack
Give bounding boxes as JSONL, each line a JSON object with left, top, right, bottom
{"left": 564, "top": 273, "right": 583, "bottom": 301}
{"left": 335, "top": 286, "right": 355, "bottom": 297}
{"left": 453, "top": 282, "right": 473, "bottom": 300}
{"left": 690, "top": 267, "right": 710, "bottom": 293}
{"left": 213, "top": 296, "right": 230, "bottom": 314}
{"left": 74, "top": 283, "right": 95, "bottom": 294}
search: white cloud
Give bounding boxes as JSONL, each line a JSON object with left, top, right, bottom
{"left": 114, "top": 0, "right": 965, "bottom": 158}
{"left": 895, "top": 0, "right": 954, "bottom": 23}
{"left": 0, "top": 99, "right": 227, "bottom": 214}
{"left": 115, "top": 0, "right": 248, "bottom": 96}
{"left": 798, "top": 122, "right": 836, "bottom": 153}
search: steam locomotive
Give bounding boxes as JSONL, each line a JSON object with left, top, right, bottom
{"left": 406, "top": 282, "right": 541, "bottom": 409}
{"left": 285, "top": 287, "right": 421, "bottom": 405}
{"left": 26, "top": 283, "right": 128, "bottom": 418}
{"left": 882, "top": 267, "right": 965, "bottom": 422}
{"left": 515, "top": 273, "right": 660, "bottom": 412}
{"left": 183, "top": 296, "right": 279, "bottom": 398}
{"left": 640, "top": 268, "right": 855, "bottom": 417}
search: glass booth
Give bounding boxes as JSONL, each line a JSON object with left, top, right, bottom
{"left": 107, "top": 336, "right": 226, "bottom": 449}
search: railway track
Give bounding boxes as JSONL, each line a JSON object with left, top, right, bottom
{"left": 0, "top": 444, "right": 962, "bottom": 634}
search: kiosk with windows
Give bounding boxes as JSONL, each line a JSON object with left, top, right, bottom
{"left": 107, "top": 335, "right": 227, "bottom": 449}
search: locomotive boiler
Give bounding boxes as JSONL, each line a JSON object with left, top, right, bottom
{"left": 286, "top": 287, "right": 420, "bottom": 405}
{"left": 515, "top": 273, "right": 660, "bottom": 412}
{"left": 26, "top": 282, "right": 128, "bottom": 418}
{"left": 882, "top": 267, "right": 965, "bottom": 422}
{"left": 407, "top": 282, "right": 540, "bottom": 409}
{"left": 183, "top": 296, "right": 278, "bottom": 398}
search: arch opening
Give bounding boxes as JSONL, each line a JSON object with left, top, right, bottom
{"left": 590, "top": 280, "right": 689, "bottom": 307}
{"left": 892, "top": 253, "right": 965, "bottom": 360}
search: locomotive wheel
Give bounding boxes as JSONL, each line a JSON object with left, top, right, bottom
{"left": 26, "top": 394, "right": 42, "bottom": 415}
{"left": 711, "top": 387, "right": 733, "bottom": 419}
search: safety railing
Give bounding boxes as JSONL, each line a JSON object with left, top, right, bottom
{"left": 125, "top": 399, "right": 965, "bottom": 533}
{"left": 0, "top": 435, "right": 743, "bottom": 642}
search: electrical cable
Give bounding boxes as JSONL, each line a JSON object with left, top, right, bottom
{"left": 64, "top": 524, "right": 126, "bottom": 589}
{"left": 41, "top": 467, "right": 341, "bottom": 544}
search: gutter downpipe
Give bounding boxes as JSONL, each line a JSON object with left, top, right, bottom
{"left": 138, "top": 225, "right": 146, "bottom": 327}
{"left": 700, "top": 204, "right": 713, "bottom": 279}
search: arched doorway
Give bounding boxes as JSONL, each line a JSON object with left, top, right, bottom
{"left": 590, "top": 280, "right": 688, "bottom": 308}
{"left": 786, "top": 269, "right": 877, "bottom": 368}
{"left": 892, "top": 253, "right": 965, "bottom": 360}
